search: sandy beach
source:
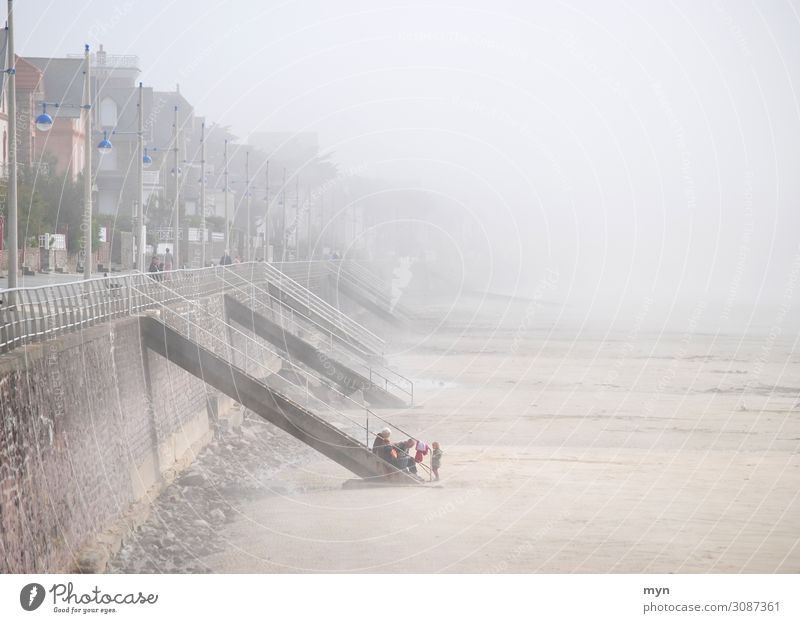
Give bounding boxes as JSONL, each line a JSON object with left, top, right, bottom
{"left": 170, "top": 295, "right": 800, "bottom": 573}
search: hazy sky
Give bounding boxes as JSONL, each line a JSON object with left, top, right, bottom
{"left": 14, "top": 1, "right": 800, "bottom": 328}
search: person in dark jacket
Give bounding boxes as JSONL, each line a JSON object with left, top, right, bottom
{"left": 372, "top": 427, "right": 391, "bottom": 454}
{"left": 394, "top": 439, "right": 418, "bottom": 474}
{"left": 148, "top": 256, "right": 160, "bottom": 280}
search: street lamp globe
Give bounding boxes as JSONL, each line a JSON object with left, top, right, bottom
{"left": 35, "top": 109, "right": 54, "bottom": 132}
{"left": 97, "top": 131, "right": 113, "bottom": 155}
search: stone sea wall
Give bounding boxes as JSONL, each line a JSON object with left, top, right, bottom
{"left": 0, "top": 315, "right": 215, "bottom": 573}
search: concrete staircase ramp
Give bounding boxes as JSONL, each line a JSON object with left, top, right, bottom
{"left": 139, "top": 316, "right": 416, "bottom": 485}
{"left": 224, "top": 294, "right": 408, "bottom": 408}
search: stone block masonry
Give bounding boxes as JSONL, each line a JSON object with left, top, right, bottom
{"left": 0, "top": 315, "right": 217, "bottom": 573}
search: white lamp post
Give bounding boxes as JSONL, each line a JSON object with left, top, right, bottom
{"left": 5, "top": 0, "right": 18, "bottom": 295}
{"left": 33, "top": 45, "right": 103, "bottom": 280}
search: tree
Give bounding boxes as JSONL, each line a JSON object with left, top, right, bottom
{"left": 14, "top": 156, "right": 96, "bottom": 252}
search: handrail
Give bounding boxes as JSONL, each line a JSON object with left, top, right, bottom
{"left": 130, "top": 277, "right": 428, "bottom": 477}
{"left": 215, "top": 267, "right": 413, "bottom": 404}
{"left": 0, "top": 263, "right": 262, "bottom": 353}
{"left": 0, "top": 262, "right": 411, "bottom": 402}
{"left": 265, "top": 264, "right": 383, "bottom": 351}
{"left": 338, "top": 260, "right": 391, "bottom": 295}
{"left": 219, "top": 267, "right": 346, "bottom": 351}
{"left": 263, "top": 262, "right": 385, "bottom": 354}
{"left": 0, "top": 263, "right": 427, "bottom": 477}
{"left": 329, "top": 260, "right": 413, "bottom": 318}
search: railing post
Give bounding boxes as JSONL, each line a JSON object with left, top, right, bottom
{"left": 365, "top": 408, "right": 369, "bottom": 448}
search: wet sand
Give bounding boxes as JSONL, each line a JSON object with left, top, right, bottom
{"left": 197, "top": 298, "right": 800, "bottom": 573}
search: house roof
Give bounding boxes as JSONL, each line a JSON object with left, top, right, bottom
{"left": 13, "top": 56, "right": 45, "bottom": 92}
{"left": 24, "top": 57, "right": 85, "bottom": 117}
{"left": 151, "top": 90, "right": 194, "bottom": 147}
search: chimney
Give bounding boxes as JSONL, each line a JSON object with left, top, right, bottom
{"left": 97, "top": 44, "right": 107, "bottom": 66}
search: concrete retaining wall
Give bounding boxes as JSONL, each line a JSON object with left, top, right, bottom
{"left": 0, "top": 315, "right": 217, "bottom": 573}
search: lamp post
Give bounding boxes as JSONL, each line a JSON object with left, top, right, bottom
{"left": 38, "top": 81, "right": 154, "bottom": 274}
{"left": 233, "top": 175, "right": 270, "bottom": 262}
{"left": 82, "top": 44, "right": 92, "bottom": 280}
{"left": 264, "top": 160, "right": 269, "bottom": 262}
{"left": 172, "top": 105, "right": 180, "bottom": 267}
{"left": 320, "top": 192, "right": 325, "bottom": 257}
{"left": 199, "top": 121, "right": 206, "bottom": 267}
{"left": 223, "top": 139, "right": 229, "bottom": 252}
{"left": 281, "top": 168, "right": 287, "bottom": 261}
{"left": 306, "top": 188, "right": 312, "bottom": 260}
{"left": 6, "top": 0, "right": 18, "bottom": 295}
{"left": 245, "top": 150, "right": 250, "bottom": 261}
{"left": 294, "top": 175, "right": 299, "bottom": 260}
{"left": 136, "top": 82, "right": 144, "bottom": 272}
{"left": 34, "top": 45, "right": 103, "bottom": 281}
{"left": 179, "top": 136, "right": 206, "bottom": 268}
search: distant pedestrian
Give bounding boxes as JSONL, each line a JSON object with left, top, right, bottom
{"left": 163, "top": 248, "right": 173, "bottom": 272}
{"left": 431, "top": 442, "right": 443, "bottom": 481}
{"left": 219, "top": 250, "right": 232, "bottom": 266}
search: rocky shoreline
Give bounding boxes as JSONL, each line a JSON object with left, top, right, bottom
{"left": 108, "top": 414, "right": 314, "bottom": 573}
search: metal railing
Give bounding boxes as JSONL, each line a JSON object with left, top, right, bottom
{"left": 327, "top": 260, "right": 413, "bottom": 318}
{"left": 339, "top": 260, "right": 391, "bottom": 295}
{"left": 0, "top": 261, "right": 412, "bottom": 404}
{"left": 0, "top": 261, "right": 430, "bottom": 479}
{"left": 131, "top": 277, "right": 430, "bottom": 480}
{"left": 263, "top": 262, "right": 386, "bottom": 355}
{"left": 216, "top": 267, "right": 413, "bottom": 404}
{"left": 0, "top": 263, "right": 262, "bottom": 354}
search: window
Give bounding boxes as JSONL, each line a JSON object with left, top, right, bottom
{"left": 99, "top": 97, "right": 118, "bottom": 128}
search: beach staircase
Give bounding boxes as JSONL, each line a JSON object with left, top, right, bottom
{"left": 216, "top": 265, "right": 414, "bottom": 405}
{"left": 326, "top": 261, "right": 413, "bottom": 325}
{"left": 260, "top": 262, "right": 386, "bottom": 358}
{"left": 223, "top": 294, "right": 410, "bottom": 407}
{"left": 132, "top": 277, "right": 421, "bottom": 484}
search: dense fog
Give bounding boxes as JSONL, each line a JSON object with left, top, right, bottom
{"left": 17, "top": 0, "right": 800, "bottom": 331}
